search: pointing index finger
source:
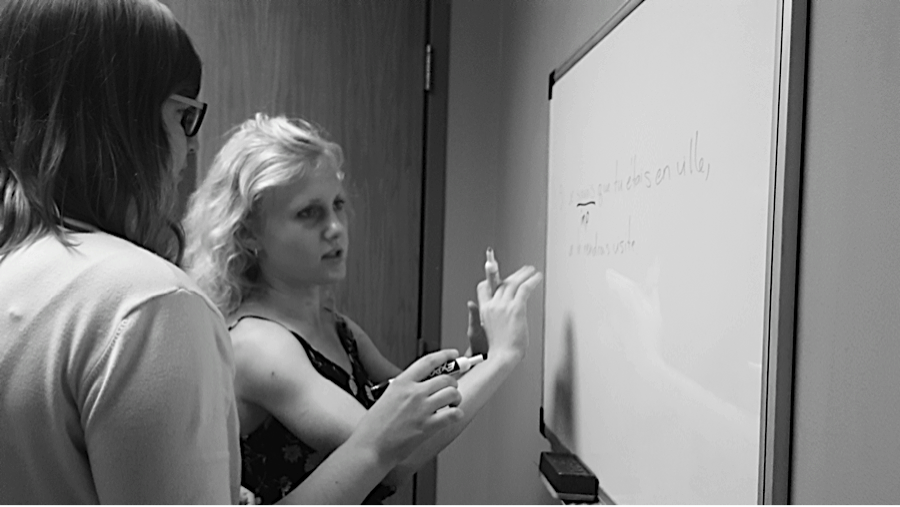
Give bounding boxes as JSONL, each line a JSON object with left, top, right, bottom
{"left": 485, "top": 247, "right": 500, "bottom": 294}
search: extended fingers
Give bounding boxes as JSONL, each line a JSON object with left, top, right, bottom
{"left": 476, "top": 279, "right": 492, "bottom": 307}
{"left": 512, "top": 271, "right": 544, "bottom": 305}
{"left": 466, "top": 301, "right": 479, "bottom": 332}
{"left": 485, "top": 248, "right": 501, "bottom": 294}
{"left": 495, "top": 265, "right": 537, "bottom": 300}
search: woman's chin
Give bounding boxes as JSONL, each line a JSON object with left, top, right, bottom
{"left": 324, "top": 265, "right": 347, "bottom": 282}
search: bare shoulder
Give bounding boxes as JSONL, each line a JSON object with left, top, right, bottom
{"left": 228, "top": 317, "right": 317, "bottom": 400}
{"left": 230, "top": 317, "right": 298, "bottom": 360}
{"left": 229, "top": 314, "right": 367, "bottom": 447}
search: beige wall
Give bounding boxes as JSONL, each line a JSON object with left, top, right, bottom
{"left": 439, "top": 1, "right": 626, "bottom": 503}
{"left": 442, "top": 0, "right": 900, "bottom": 504}
{"left": 791, "top": 1, "right": 900, "bottom": 503}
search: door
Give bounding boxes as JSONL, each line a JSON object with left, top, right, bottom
{"left": 164, "top": 1, "right": 430, "bottom": 503}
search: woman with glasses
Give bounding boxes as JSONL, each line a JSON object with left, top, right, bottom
{"left": 0, "top": 0, "right": 463, "bottom": 503}
{"left": 170, "top": 94, "right": 209, "bottom": 138}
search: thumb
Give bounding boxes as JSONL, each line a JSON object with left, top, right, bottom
{"left": 466, "top": 301, "right": 479, "bottom": 333}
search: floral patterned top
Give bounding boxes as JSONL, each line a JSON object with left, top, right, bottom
{"left": 233, "top": 312, "right": 395, "bottom": 505}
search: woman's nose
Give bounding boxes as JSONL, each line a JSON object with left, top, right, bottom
{"left": 324, "top": 214, "right": 345, "bottom": 238}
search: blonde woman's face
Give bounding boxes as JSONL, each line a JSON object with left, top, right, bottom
{"left": 254, "top": 167, "right": 349, "bottom": 288}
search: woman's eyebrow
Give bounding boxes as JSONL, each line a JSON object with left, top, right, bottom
{"left": 290, "top": 197, "right": 324, "bottom": 209}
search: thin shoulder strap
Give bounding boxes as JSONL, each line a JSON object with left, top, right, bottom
{"left": 227, "top": 314, "right": 317, "bottom": 355}
{"left": 323, "top": 306, "right": 345, "bottom": 325}
{"left": 227, "top": 314, "right": 277, "bottom": 331}
{"left": 325, "top": 309, "right": 360, "bottom": 356}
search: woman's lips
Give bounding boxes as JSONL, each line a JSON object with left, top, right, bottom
{"left": 322, "top": 249, "right": 343, "bottom": 260}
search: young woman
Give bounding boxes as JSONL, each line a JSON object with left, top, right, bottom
{"left": 183, "top": 113, "right": 543, "bottom": 504}
{"left": 0, "top": 0, "right": 463, "bottom": 503}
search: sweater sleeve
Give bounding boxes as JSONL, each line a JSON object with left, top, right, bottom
{"left": 81, "top": 289, "right": 239, "bottom": 505}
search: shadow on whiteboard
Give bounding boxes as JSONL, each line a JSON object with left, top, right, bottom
{"left": 551, "top": 316, "right": 578, "bottom": 452}
{"left": 601, "top": 265, "right": 757, "bottom": 502}
{"left": 605, "top": 265, "right": 755, "bottom": 435}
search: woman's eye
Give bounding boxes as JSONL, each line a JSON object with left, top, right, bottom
{"left": 297, "top": 207, "right": 320, "bottom": 219}
{"left": 334, "top": 199, "right": 346, "bottom": 211}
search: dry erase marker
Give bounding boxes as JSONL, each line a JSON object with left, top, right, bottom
{"left": 371, "top": 354, "right": 485, "bottom": 400}
{"left": 485, "top": 247, "right": 500, "bottom": 293}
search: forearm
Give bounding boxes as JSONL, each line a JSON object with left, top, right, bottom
{"left": 384, "top": 350, "right": 522, "bottom": 483}
{"left": 277, "top": 437, "right": 395, "bottom": 505}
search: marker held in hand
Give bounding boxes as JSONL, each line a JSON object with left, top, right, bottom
{"left": 371, "top": 354, "right": 484, "bottom": 400}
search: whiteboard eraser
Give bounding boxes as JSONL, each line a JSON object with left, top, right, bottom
{"left": 539, "top": 452, "right": 598, "bottom": 500}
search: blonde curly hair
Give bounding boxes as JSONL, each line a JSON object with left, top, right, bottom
{"left": 183, "top": 113, "right": 344, "bottom": 316}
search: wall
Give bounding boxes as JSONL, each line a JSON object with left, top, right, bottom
{"left": 443, "top": 0, "right": 900, "bottom": 504}
{"left": 439, "top": 1, "right": 626, "bottom": 504}
{"left": 791, "top": 1, "right": 900, "bottom": 503}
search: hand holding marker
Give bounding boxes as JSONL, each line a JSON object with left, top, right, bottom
{"left": 372, "top": 354, "right": 484, "bottom": 400}
{"left": 372, "top": 355, "right": 484, "bottom": 400}
{"left": 372, "top": 247, "right": 500, "bottom": 400}
{"left": 373, "top": 248, "right": 499, "bottom": 400}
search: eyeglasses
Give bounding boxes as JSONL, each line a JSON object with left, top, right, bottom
{"left": 170, "top": 94, "right": 208, "bottom": 137}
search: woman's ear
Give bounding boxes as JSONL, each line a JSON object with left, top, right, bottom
{"left": 244, "top": 236, "right": 260, "bottom": 254}
{"left": 237, "top": 221, "right": 261, "bottom": 256}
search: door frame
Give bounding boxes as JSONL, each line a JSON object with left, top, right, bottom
{"left": 413, "top": 0, "right": 451, "bottom": 503}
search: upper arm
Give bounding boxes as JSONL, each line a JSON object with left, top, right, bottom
{"left": 231, "top": 319, "right": 368, "bottom": 453}
{"left": 82, "top": 290, "right": 238, "bottom": 504}
{"left": 340, "top": 314, "right": 401, "bottom": 384}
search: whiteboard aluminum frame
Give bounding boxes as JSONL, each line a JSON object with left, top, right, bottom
{"left": 549, "top": 0, "right": 643, "bottom": 99}
{"left": 540, "top": 0, "right": 808, "bottom": 503}
{"left": 759, "top": 0, "right": 807, "bottom": 504}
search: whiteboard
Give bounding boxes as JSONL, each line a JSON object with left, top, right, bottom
{"left": 541, "top": 0, "right": 786, "bottom": 504}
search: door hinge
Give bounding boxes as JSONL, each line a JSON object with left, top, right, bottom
{"left": 425, "top": 43, "right": 433, "bottom": 92}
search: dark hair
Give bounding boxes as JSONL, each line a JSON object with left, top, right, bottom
{"left": 0, "top": 0, "right": 202, "bottom": 263}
